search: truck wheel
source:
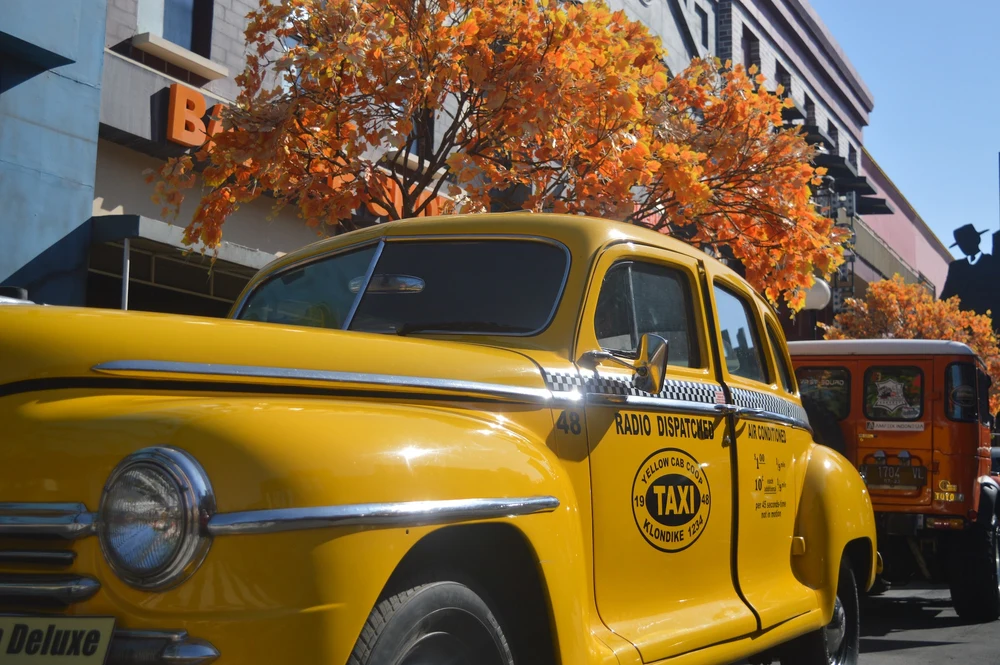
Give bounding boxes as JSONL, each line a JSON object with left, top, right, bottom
{"left": 949, "top": 522, "right": 1000, "bottom": 622}
{"left": 779, "top": 557, "right": 859, "bottom": 665}
{"left": 348, "top": 581, "right": 514, "bottom": 665}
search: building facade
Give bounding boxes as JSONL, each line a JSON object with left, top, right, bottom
{"left": 610, "top": 0, "right": 953, "bottom": 338}
{"left": 0, "top": 0, "right": 953, "bottom": 326}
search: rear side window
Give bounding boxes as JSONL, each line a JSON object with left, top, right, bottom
{"left": 796, "top": 367, "right": 851, "bottom": 421}
{"left": 945, "top": 363, "right": 978, "bottom": 422}
{"left": 864, "top": 366, "right": 923, "bottom": 421}
{"left": 713, "top": 285, "right": 768, "bottom": 383}
{"left": 594, "top": 261, "right": 700, "bottom": 368}
{"left": 766, "top": 323, "right": 795, "bottom": 393}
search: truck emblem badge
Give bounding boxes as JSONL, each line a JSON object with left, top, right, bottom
{"left": 873, "top": 378, "right": 909, "bottom": 414}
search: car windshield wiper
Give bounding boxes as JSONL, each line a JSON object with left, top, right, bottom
{"left": 394, "top": 321, "right": 534, "bottom": 336}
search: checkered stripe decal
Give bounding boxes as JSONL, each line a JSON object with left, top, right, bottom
{"left": 543, "top": 369, "right": 724, "bottom": 404}
{"left": 731, "top": 387, "right": 808, "bottom": 423}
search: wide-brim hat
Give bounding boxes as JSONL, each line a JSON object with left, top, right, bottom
{"left": 950, "top": 223, "right": 989, "bottom": 248}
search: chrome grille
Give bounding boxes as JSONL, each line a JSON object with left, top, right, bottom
{"left": 0, "top": 502, "right": 96, "bottom": 539}
{"left": 1, "top": 503, "right": 99, "bottom": 607}
{"left": 0, "top": 502, "right": 219, "bottom": 662}
{"left": 0, "top": 550, "right": 76, "bottom": 566}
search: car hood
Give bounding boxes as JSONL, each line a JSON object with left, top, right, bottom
{"left": 0, "top": 306, "right": 551, "bottom": 402}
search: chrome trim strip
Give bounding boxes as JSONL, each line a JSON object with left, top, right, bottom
{"left": 0, "top": 503, "right": 96, "bottom": 540}
{"left": 0, "top": 574, "right": 100, "bottom": 604}
{"left": 207, "top": 495, "right": 560, "bottom": 536}
{"left": 0, "top": 550, "right": 76, "bottom": 566}
{"left": 0, "top": 502, "right": 88, "bottom": 515}
{"left": 341, "top": 238, "right": 385, "bottom": 330}
{"left": 587, "top": 393, "right": 725, "bottom": 418}
{"left": 92, "top": 360, "right": 554, "bottom": 403}
{"left": 738, "top": 408, "right": 813, "bottom": 433}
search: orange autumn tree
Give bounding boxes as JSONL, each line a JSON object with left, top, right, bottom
{"left": 151, "top": 0, "right": 843, "bottom": 309}
{"left": 822, "top": 275, "right": 1000, "bottom": 411}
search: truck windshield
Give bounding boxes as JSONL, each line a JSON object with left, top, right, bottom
{"left": 237, "top": 239, "right": 569, "bottom": 335}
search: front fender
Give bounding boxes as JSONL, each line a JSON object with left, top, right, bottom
{"left": 4, "top": 392, "right": 600, "bottom": 665}
{"left": 792, "top": 444, "right": 877, "bottom": 613}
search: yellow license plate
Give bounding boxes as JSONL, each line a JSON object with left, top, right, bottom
{"left": 0, "top": 616, "right": 115, "bottom": 664}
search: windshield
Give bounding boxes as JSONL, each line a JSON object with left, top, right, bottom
{"left": 237, "top": 239, "right": 569, "bottom": 335}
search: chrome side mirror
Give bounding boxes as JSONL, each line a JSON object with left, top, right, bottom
{"left": 579, "top": 334, "right": 669, "bottom": 395}
{"left": 634, "top": 334, "right": 669, "bottom": 394}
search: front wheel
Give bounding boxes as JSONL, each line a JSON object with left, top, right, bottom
{"left": 348, "top": 581, "right": 514, "bottom": 665}
{"left": 779, "top": 556, "right": 859, "bottom": 665}
{"left": 949, "top": 522, "right": 1000, "bottom": 622}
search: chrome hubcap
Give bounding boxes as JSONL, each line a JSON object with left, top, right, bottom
{"left": 825, "top": 596, "right": 846, "bottom": 660}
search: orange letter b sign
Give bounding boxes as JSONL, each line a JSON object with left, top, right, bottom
{"left": 167, "top": 83, "right": 207, "bottom": 147}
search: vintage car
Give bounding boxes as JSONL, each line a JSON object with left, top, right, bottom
{"left": 789, "top": 339, "right": 999, "bottom": 620}
{"left": 0, "top": 213, "right": 876, "bottom": 665}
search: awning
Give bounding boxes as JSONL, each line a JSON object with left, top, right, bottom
{"left": 90, "top": 214, "right": 279, "bottom": 270}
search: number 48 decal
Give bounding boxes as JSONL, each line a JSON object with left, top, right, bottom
{"left": 556, "top": 411, "right": 582, "bottom": 435}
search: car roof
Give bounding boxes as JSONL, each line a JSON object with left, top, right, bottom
{"left": 787, "top": 339, "right": 978, "bottom": 357}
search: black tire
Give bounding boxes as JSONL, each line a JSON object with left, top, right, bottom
{"left": 348, "top": 581, "right": 515, "bottom": 665}
{"left": 866, "top": 574, "right": 890, "bottom": 597}
{"left": 949, "top": 522, "right": 1000, "bottom": 622}
{"left": 779, "top": 557, "right": 859, "bottom": 665}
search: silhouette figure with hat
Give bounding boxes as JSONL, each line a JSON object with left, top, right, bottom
{"left": 940, "top": 224, "right": 999, "bottom": 324}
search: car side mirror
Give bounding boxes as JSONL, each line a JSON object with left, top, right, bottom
{"left": 634, "top": 334, "right": 669, "bottom": 395}
{"left": 579, "top": 334, "right": 669, "bottom": 395}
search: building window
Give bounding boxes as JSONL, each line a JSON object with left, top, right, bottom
{"left": 804, "top": 95, "right": 816, "bottom": 124}
{"left": 163, "top": 0, "right": 214, "bottom": 57}
{"left": 741, "top": 25, "right": 760, "bottom": 71}
{"left": 775, "top": 61, "right": 791, "bottom": 95}
{"left": 827, "top": 121, "right": 839, "bottom": 151}
{"left": 848, "top": 144, "right": 858, "bottom": 170}
{"left": 695, "top": 5, "right": 709, "bottom": 49}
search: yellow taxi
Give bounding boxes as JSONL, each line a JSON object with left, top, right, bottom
{"left": 0, "top": 213, "right": 876, "bottom": 665}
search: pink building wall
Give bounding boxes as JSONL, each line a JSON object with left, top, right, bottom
{"left": 860, "top": 149, "right": 953, "bottom": 297}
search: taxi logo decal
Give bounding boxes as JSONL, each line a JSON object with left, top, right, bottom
{"left": 632, "top": 448, "right": 711, "bottom": 553}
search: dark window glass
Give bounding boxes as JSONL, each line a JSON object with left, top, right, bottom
{"left": 349, "top": 240, "right": 567, "bottom": 335}
{"left": 945, "top": 363, "right": 978, "bottom": 422}
{"left": 804, "top": 96, "right": 816, "bottom": 124}
{"left": 864, "top": 366, "right": 924, "bottom": 421}
{"left": 594, "top": 261, "right": 700, "bottom": 368}
{"left": 741, "top": 25, "right": 759, "bottom": 70}
{"left": 775, "top": 61, "right": 791, "bottom": 92}
{"left": 239, "top": 246, "right": 378, "bottom": 329}
{"left": 695, "top": 6, "right": 709, "bottom": 48}
{"left": 595, "top": 264, "right": 635, "bottom": 352}
{"left": 978, "top": 368, "right": 992, "bottom": 426}
{"left": 240, "top": 240, "right": 569, "bottom": 335}
{"left": 766, "top": 323, "right": 794, "bottom": 393}
{"left": 714, "top": 286, "right": 767, "bottom": 383}
{"left": 163, "top": 0, "right": 196, "bottom": 51}
{"left": 796, "top": 367, "right": 850, "bottom": 421}
{"left": 163, "top": 0, "right": 213, "bottom": 57}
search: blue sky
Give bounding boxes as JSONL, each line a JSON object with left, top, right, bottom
{"left": 809, "top": 0, "right": 1000, "bottom": 259}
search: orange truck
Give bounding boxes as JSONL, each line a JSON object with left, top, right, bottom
{"left": 789, "top": 339, "right": 999, "bottom": 621}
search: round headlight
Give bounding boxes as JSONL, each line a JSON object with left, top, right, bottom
{"left": 99, "top": 447, "right": 215, "bottom": 590}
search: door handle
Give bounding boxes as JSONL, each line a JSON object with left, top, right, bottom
{"left": 714, "top": 404, "right": 739, "bottom": 415}
{"left": 858, "top": 433, "right": 875, "bottom": 440}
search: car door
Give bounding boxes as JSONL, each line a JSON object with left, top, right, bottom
{"left": 577, "top": 244, "right": 756, "bottom": 662}
{"left": 705, "top": 271, "right": 817, "bottom": 629}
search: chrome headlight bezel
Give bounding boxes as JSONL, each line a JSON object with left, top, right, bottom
{"left": 98, "top": 446, "right": 215, "bottom": 591}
